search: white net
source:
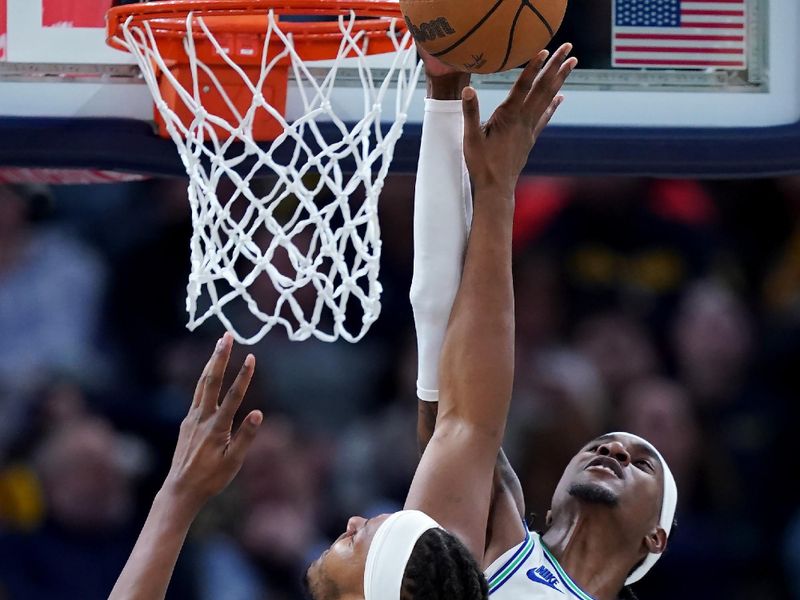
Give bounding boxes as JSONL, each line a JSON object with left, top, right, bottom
{"left": 113, "top": 9, "right": 422, "bottom": 344}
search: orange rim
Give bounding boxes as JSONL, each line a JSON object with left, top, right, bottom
{"left": 107, "top": 0, "right": 409, "bottom": 59}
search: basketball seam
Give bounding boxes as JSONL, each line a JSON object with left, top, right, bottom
{"left": 522, "top": 0, "right": 555, "bottom": 37}
{"left": 431, "top": 0, "right": 557, "bottom": 70}
{"left": 430, "top": 0, "right": 506, "bottom": 59}
{"left": 499, "top": 3, "right": 527, "bottom": 71}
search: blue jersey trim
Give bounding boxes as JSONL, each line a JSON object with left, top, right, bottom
{"left": 487, "top": 529, "right": 535, "bottom": 595}
{"left": 487, "top": 528, "right": 530, "bottom": 585}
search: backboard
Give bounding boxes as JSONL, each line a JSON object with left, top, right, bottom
{"left": 0, "top": 0, "right": 799, "bottom": 178}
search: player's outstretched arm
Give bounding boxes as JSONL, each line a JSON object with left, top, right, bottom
{"left": 411, "top": 48, "right": 472, "bottom": 420}
{"left": 109, "top": 334, "right": 262, "bottom": 600}
{"left": 405, "top": 44, "right": 577, "bottom": 561}
{"left": 412, "top": 51, "right": 527, "bottom": 560}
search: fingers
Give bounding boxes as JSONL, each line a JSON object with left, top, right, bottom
{"left": 216, "top": 354, "right": 256, "bottom": 429}
{"left": 554, "top": 55, "right": 579, "bottom": 86}
{"left": 533, "top": 94, "right": 565, "bottom": 138}
{"left": 534, "top": 43, "right": 574, "bottom": 90}
{"left": 506, "top": 49, "right": 550, "bottom": 108}
{"left": 524, "top": 44, "right": 577, "bottom": 123}
{"left": 192, "top": 358, "right": 211, "bottom": 409}
{"left": 199, "top": 333, "right": 233, "bottom": 418}
{"left": 227, "top": 410, "right": 264, "bottom": 465}
{"left": 462, "top": 86, "right": 483, "bottom": 148}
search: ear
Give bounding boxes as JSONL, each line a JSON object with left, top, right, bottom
{"left": 643, "top": 526, "right": 668, "bottom": 556}
{"left": 545, "top": 510, "right": 553, "bottom": 528}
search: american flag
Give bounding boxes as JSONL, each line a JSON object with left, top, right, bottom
{"left": 612, "top": 0, "right": 747, "bottom": 70}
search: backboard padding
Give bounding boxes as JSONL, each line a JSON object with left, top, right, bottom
{"left": 0, "top": 0, "right": 798, "bottom": 177}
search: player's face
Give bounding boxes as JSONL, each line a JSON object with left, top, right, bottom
{"left": 551, "top": 433, "right": 664, "bottom": 534}
{"left": 305, "top": 513, "right": 391, "bottom": 598}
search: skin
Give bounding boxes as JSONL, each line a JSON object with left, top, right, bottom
{"left": 542, "top": 433, "right": 667, "bottom": 598}
{"left": 306, "top": 43, "right": 579, "bottom": 597}
{"left": 305, "top": 515, "right": 391, "bottom": 600}
{"left": 109, "top": 43, "right": 584, "bottom": 600}
{"left": 411, "top": 56, "right": 669, "bottom": 600}
{"left": 417, "top": 425, "right": 668, "bottom": 600}
{"left": 109, "top": 333, "right": 263, "bottom": 600}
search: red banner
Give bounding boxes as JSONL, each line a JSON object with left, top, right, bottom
{"left": 42, "top": 0, "right": 112, "bottom": 29}
{"left": 0, "top": 0, "right": 7, "bottom": 61}
{"left": 0, "top": 168, "right": 147, "bottom": 184}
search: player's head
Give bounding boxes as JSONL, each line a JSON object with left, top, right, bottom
{"left": 548, "top": 432, "right": 678, "bottom": 585}
{"left": 304, "top": 510, "right": 488, "bottom": 600}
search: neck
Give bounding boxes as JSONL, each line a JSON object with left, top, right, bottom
{"left": 541, "top": 508, "right": 639, "bottom": 600}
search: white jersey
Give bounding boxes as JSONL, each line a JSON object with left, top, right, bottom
{"left": 484, "top": 530, "right": 595, "bottom": 600}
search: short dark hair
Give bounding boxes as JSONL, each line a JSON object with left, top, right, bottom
{"left": 400, "top": 529, "right": 489, "bottom": 600}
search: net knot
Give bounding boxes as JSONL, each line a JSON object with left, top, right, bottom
{"left": 113, "top": 7, "right": 423, "bottom": 344}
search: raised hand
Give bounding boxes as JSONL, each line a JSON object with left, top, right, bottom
{"left": 461, "top": 43, "right": 577, "bottom": 196}
{"left": 110, "top": 333, "right": 263, "bottom": 600}
{"left": 163, "top": 332, "right": 263, "bottom": 512}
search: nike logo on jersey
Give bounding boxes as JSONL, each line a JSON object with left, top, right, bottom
{"left": 527, "top": 566, "right": 563, "bottom": 593}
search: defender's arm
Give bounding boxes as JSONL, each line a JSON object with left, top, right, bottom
{"left": 110, "top": 336, "right": 261, "bottom": 600}
{"left": 404, "top": 45, "right": 577, "bottom": 560}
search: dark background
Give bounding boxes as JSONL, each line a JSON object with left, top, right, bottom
{"left": 0, "top": 174, "right": 799, "bottom": 599}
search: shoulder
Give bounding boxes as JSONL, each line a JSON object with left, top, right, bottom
{"left": 484, "top": 528, "right": 539, "bottom": 590}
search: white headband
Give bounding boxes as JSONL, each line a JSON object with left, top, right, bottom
{"left": 363, "top": 510, "right": 442, "bottom": 600}
{"left": 605, "top": 432, "right": 678, "bottom": 586}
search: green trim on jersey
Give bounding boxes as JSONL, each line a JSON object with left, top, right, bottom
{"left": 487, "top": 530, "right": 535, "bottom": 594}
{"left": 541, "top": 543, "right": 596, "bottom": 600}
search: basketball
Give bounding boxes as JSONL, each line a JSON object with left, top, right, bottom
{"left": 399, "top": 0, "right": 568, "bottom": 74}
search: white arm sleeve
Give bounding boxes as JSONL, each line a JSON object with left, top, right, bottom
{"left": 410, "top": 98, "right": 473, "bottom": 402}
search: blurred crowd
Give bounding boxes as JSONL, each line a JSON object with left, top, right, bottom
{"left": 0, "top": 175, "right": 799, "bottom": 600}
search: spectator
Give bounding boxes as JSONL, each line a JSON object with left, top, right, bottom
{"left": 514, "top": 249, "right": 566, "bottom": 361}
{"left": 537, "top": 177, "right": 720, "bottom": 332}
{"left": 0, "top": 416, "right": 193, "bottom": 599}
{"left": 671, "top": 280, "right": 787, "bottom": 593}
{"left": 671, "top": 280, "right": 753, "bottom": 408}
{"left": 0, "top": 174, "right": 795, "bottom": 598}
{"left": 573, "top": 310, "right": 660, "bottom": 400}
{"left": 0, "top": 186, "right": 106, "bottom": 454}
{"left": 508, "top": 348, "right": 608, "bottom": 523}
{"left": 196, "top": 418, "right": 328, "bottom": 600}
{"left": 617, "top": 376, "right": 779, "bottom": 599}
{"left": 617, "top": 378, "right": 699, "bottom": 490}
{"left": 0, "top": 186, "right": 106, "bottom": 393}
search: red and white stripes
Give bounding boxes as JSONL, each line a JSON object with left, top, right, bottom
{"left": 613, "top": 0, "right": 747, "bottom": 70}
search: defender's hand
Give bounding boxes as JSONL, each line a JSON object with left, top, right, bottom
{"left": 462, "top": 43, "right": 577, "bottom": 196}
{"left": 163, "top": 333, "right": 262, "bottom": 513}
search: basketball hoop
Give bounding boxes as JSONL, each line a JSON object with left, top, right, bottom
{"left": 107, "top": 0, "right": 423, "bottom": 344}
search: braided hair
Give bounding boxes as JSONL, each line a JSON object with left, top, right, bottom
{"left": 400, "top": 529, "right": 489, "bottom": 600}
